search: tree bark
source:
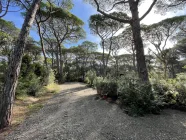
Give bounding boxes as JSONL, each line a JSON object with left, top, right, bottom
{"left": 163, "top": 62, "right": 168, "bottom": 79}
{"left": 58, "top": 44, "right": 64, "bottom": 84}
{"left": 171, "top": 63, "right": 175, "bottom": 78}
{"left": 0, "top": 0, "right": 41, "bottom": 129}
{"left": 55, "top": 48, "right": 60, "bottom": 80}
{"left": 129, "top": 1, "right": 149, "bottom": 82}
{"left": 51, "top": 49, "right": 54, "bottom": 68}
{"left": 36, "top": 21, "right": 48, "bottom": 67}
{"left": 131, "top": 44, "right": 136, "bottom": 71}
{"left": 101, "top": 41, "right": 106, "bottom": 78}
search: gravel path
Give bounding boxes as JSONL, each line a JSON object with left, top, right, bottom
{"left": 6, "top": 82, "right": 186, "bottom": 140}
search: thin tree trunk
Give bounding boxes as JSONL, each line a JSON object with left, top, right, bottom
{"left": 101, "top": 41, "right": 106, "bottom": 77}
{"left": 0, "top": 0, "right": 41, "bottom": 129}
{"left": 51, "top": 49, "right": 54, "bottom": 68}
{"left": 171, "top": 63, "right": 175, "bottom": 78}
{"left": 36, "top": 21, "right": 48, "bottom": 67}
{"left": 163, "top": 62, "right": 168, "bottom": 79}
{"left": 55, "top": 50, "right": 60, "bottom": 78}
{"left": 58, "top": 44, "right": 64, "bottom": 84}
{"left": 131, "top": 44, "right": 136, "bottom": 71}
{"left": 115, "top": 58, "right": 119, "bottom": 77}
{"left": 129, "top": 1, "right": 149, "bottom": 82}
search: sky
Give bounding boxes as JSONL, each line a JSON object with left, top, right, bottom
{"left": 2, "top": 0, "right": 100, "bottom": 47}
{"left": 2, "top": 0, "right": 186, "bottom": 54}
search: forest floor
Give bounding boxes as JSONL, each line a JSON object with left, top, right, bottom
{"left": 3, "top": 82, "right": 186, "bottom": 140}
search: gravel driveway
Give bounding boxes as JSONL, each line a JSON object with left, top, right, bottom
{"left": 6, "top": 82, "right": 186, "bottom": 140}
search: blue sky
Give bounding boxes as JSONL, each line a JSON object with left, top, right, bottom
{"left": 2, "top": 0, "right": 186, "bottom": 51}
{"left": 2, "top": 0, "right": 100, "bottom": 48}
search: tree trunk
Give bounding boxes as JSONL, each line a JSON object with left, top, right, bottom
{"left": 101, "top": 41, "right": 106, "bottom": 78}
{"left": 115, "top": 58, "right": 119, "bottom": 77}
{"left": 163, "top": 62, "right": 168, "bottom": 79}
{"left": 0, "top": 0, "right": 41, "bottom": 130}
{"left": 58, "top": 44, "right": 64, "bottom": 84}
{"left": 55, "top": 47, "right": 60, "bottom": 78}
{"left": 131, "top": 44, "right": 136, "bottom": 71}
{"left": 51, "top": 49, "right": 54, "bottom": 68}
{"left": 171, "top": 63, "right": 175, "bottom": 78}
{"left": 36, "top": 21, "right": 48, "bottom": 67}
{"left": 129, "top": 1, "right": 149, "bottom": 82}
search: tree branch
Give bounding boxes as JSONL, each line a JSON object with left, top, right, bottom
{"left": 0, "top": 0, "right": 11, "bottom": 18}
{"left": 139, "top": 0, "right": 157, "bottom": 21}
{"left": 106, "top": 0, "right": 129, "bottom": 12}
{"left": 93, "top": 0, "right": 130, "bottom": 23}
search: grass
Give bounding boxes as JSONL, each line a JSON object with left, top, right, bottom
{"left": 45, "top": 83, "right": 61, "bottom": 94}
{"left": 16, "top": 94, "right": 28, "bottom": 101}
{"left": 28, "top": 103, "right": 43, "bottom": 113}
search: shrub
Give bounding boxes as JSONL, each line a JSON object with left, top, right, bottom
{"left": 32, "top": 63, "right": 49, "bottom": 86}
{"left": 16, "top": 73, "right": 41, "bottom": 96}
{"left": 150, "top": 72, "right": 178, "bottom": 107}
{"left": 95, "top": 78, "right": 118, "bottom": 99}
{"left": 15, "top": 55, "right": 53, "bottom": 97}
{"left": 175, "top": 73, "right": 186, "bottom": 105}
{"left": 118, "top": 77, "right": 160, "bottom": 116}
{"left": 47, "top": 69, "right": 55, "bottom": 84}
{"left": 150, "top": 73, "right": 186, "bottom": 107}
{"left": 27, "top": 76, "right": 41, "bottom": 96}
{"left": 85, "top": 70, "right": 97, "bottom": 87}
{"left": 45, "top": 83, "right": 61, "bottom": 94}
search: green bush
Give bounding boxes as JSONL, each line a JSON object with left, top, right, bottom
{"left": 16, "top": 73, "right": 41, "bottom": 96}
{"left": 118, "top": 78, "right": 160, "bottom": 116}
{"left": 95, "top": 78, "right": 118, "bottom": 99}
{"left": 85, "top": 70, "right": 97, "bottom": 87}
{"left": 48, "top": 69, "right": 55, "bottom": 84}
{"left": 16, "top": 55, "right": 49, "bottom": 97}
{"left": 175, "top": 73, "right": 186, "bottom": 105}
{"left": 150, "top": 73, "right": 186, "bottom": 107}
{"left": 150, "top": 72, "right": 178, "bottom": 107}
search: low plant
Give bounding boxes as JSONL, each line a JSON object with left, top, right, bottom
{"left": 118, "top": 77, "right": 160, "bottom": 116}
{"left": 45, "top": 83, "right": 61, "bottom": 94}
{"left": 85, "top": 70, "right": 97, "bottom": 87}
{"left": 16, "top": 73, "right": 42, "bottom": 96}
{"left": 175, "top": 73, "right": 186, "bottom": 106}
{"left": 95, "top": 78, "right": 118, "bottom": 100}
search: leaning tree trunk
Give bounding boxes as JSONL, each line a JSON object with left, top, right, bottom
{"left": 0, "top": 0, "right": 41, "bottom": 129}
{"left": 129, "top": 1, "right": 149, "bottom": 82}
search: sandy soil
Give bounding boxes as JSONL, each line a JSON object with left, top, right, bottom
{"left": 5, "top": 82, "right": 186, "bottom": 140}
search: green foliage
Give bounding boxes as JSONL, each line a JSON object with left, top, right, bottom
{"left": 28, "top": 103, "right": 43, "bottom": 113}
{"left": 80, "top": 41, "right": 98, "bottom": 52}
{"left": 95, "top": 77, "right": 118, "bottom": 99}
{"left": 150, "top": 72, "right": 186, "bottom": 108}
{"left": 16, "top": 73, "right": 41, "bottom": 96}
{"left": 85, "top": 70, "right": 97, "bottom": 87}
{"left": 48, "top": 69, "right": 55, "bottom": 84}
{"left": 174, "top": 73, "right": 186, "bottom": 105}
{"left": 16, "top": 55, "right": 49, "bottom": 96}
{"left": 118, "top": 77, "right": 160, "bottom": 116}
